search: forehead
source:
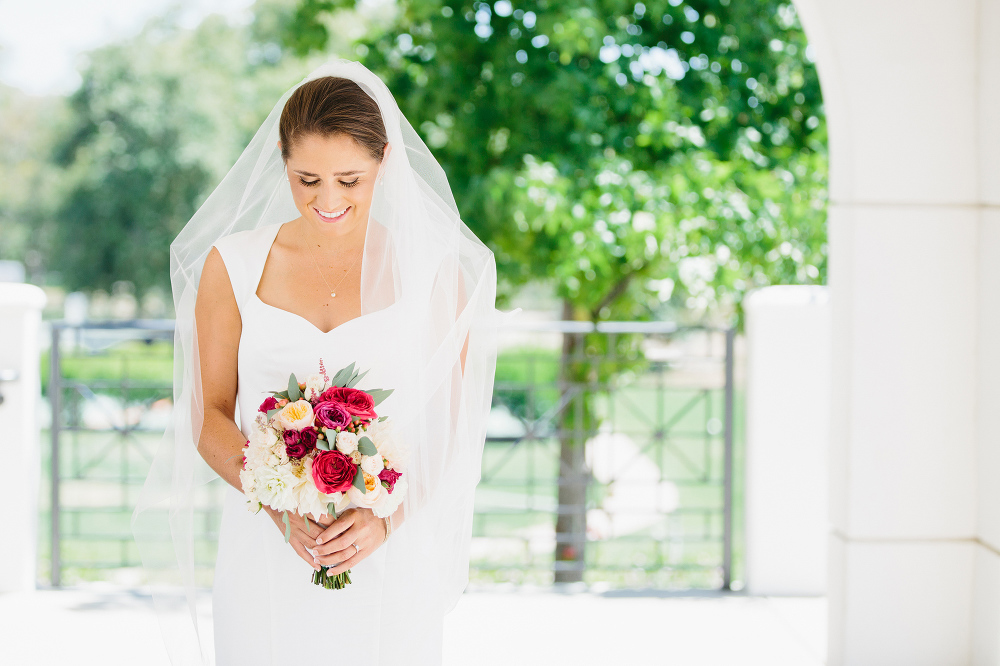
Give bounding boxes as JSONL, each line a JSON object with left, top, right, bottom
{"left": 286, "top": 133, "right": 375, "bottom": 172}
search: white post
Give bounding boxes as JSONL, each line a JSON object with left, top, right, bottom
{"left": 744, "top": 285, "right": 830, "bottom": 596}
{"left": 0, "top": 283, "right": 47, "bottom": 592}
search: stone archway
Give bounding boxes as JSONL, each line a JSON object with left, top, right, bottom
{"left": 790, "top": 1, "right": 999, "bottom": 663}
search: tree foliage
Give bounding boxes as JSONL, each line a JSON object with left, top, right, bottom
{"left": 41, "top": 5, "right": 306, "bottom": 295}
{"left": 283, "top": 0, "right": 827, "bottom": 323}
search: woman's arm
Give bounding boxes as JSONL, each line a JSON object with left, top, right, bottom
{"left": 195, "top": 246, "right": 325, "bottom": 569}
{"left": 194, "top": 247, "right": 245, "bottom": 491}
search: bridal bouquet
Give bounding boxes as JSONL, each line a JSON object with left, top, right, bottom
{"left": 239, "top": 359, "right": 407, "bottom": 589}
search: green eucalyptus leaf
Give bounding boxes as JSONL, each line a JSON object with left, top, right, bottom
{"left": 287, "top": 373, "right": 301, "bottom": 401}
{"left": 326, "top": 501, "right": 338, "bottom": 519}
{"left": 316, "top": 437, "right": 330, "bottom": 451}
{"left": 367, "top": 388, "right": 394, "bottom": 407}
{"left": 331, "top": 362, "right": 355, "bottom": 387}
{"left": 347, "top": 369, "right": 369, "bottom": 388}
{"left": 357, "top": 436, "right": 378, "bottom": 456}
{"left": 352, "top": 467, "right": 367, "bottom": 493}
{"left": 282, "top": 511, "right": 291, "bottom": 543}
{"left": 266, "top": 408, "right": 280, "bottom": 420}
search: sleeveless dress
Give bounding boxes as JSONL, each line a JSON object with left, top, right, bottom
{"left": 210, "top": 222, "right": 442, "bottom": 665}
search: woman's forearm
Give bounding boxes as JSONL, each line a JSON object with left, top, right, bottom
{"left": 197, "top": 407, "right": 248, "bottom": 492}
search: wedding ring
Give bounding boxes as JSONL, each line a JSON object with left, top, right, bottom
{"left": 353, "top": 543, "right": 360, "bottom": 555}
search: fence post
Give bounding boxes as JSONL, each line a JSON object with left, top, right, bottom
{"left": 723, "top": 327, "right": 735, "bottom": 591}
{"left": 0, "top": 283, "right": 47, "bottom": 592}
{"left": 743, "top": 285, "right": 830, "bottom": 596}
{"left": 49, "top": 323, "right": 61, "bottom": 587}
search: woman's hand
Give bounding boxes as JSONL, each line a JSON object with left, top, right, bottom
{"left": 263, "top": 505, "right": 335, "bottom": 572}
{"left": 311, "top": 508, "right": 387, "bottom": 576}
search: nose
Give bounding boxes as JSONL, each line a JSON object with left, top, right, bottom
{"left": 312, "top": 184, "right": 346, "bottom": 211}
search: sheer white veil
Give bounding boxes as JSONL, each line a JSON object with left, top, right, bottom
{"left": 131, "top": 58, "right": 499, "bottom": 663}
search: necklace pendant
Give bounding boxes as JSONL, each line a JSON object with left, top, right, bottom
{"left": 331, "top": 292, "right": 336, "bottom": 298}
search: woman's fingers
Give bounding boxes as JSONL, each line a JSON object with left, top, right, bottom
{"left": 323, "top": 544, "right": 363, "bottom": 577}
{"left": 314, "top": 522, "right": 360, "bottom": 557}
{"left": 289, "top": 536, "right": 321, "bottom": 571}
{"left": 315, "top": 509, "right": 357, "bottom": 546}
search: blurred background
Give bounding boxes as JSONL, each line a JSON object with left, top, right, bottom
{"left": 0, "top": 0, "right": 835, "bottom": 663}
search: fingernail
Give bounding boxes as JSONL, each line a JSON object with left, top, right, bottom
{"left": 316, "top": 537, "right": 323, "bottom": 545}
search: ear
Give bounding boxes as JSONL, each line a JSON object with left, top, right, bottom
{"left": 382, "top": 142, "right": 392, "bottom": 161}
{"left": 277, "top": 140, "right": 282, "bottom": 153}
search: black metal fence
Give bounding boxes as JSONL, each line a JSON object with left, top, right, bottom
{"left": 44, "top": 319, "right": 739, "bottom": 590}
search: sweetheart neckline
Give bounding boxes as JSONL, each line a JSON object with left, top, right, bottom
{"left": 251, "top": 293, "right": 380, "bottom": 335}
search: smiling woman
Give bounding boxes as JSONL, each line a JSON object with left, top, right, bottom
{"left": 132, "top": 59, "right": 499, "bottom": 666}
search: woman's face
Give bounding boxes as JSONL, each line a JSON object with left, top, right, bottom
{"left": 282, "top": 132, "right": 384, "bottom": 240}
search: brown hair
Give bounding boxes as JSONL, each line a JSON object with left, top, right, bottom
{"left": 278, "top": 76, "right": 387, "bottom": 162}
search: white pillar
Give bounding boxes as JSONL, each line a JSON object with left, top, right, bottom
{"left": 792, "top": 0, "right": 987, "bottom": 662}
{"left": 744, "top": 286, "right": 830, "bottom": 596}
{"left": 0, "top": 283, "right": 47, "bottom": 592}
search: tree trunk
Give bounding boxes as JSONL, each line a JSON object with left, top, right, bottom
{"left": 554, "top": 299, "right": 588, "bottom": 583}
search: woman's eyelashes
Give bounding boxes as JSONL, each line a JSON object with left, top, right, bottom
{"left": 297, "top": 177, "right": 360, "bottom": 188}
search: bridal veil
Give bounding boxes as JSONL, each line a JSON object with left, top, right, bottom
{"left": 131, "top": 58, "right": 499, "bottom": 663}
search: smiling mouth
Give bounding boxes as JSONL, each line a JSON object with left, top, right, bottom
{"left": 314, "top": 206, "right": 351, "bottom": 222}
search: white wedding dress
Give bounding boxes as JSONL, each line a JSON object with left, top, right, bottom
{"left": 210, "top": 222, "right": 442, "bottom": 664}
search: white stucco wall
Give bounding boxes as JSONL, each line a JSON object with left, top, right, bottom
{"left": 791, "top": 0, "right": 1000, "bottom": 662}
{"left": 0, "top": 283, "right": 47, "bottom": 592}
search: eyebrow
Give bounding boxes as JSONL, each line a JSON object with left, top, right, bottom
{"left": 293, "top": 169, "right": 364, "bottom": 178}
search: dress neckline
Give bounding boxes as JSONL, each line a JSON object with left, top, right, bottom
{"left": 250, "top": 221, "right": 397, "bottom": 336}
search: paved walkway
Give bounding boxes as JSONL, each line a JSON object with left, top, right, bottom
{"left": 0, "top": 584, "right": 825, "bottom": 665}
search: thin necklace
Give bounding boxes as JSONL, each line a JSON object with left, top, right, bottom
{"left": 305, "top": 241, "right": 362, "bottom": 299}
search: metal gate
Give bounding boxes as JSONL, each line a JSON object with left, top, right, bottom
{"left": 45, "top": 320, "right": 739, "bottom": 590}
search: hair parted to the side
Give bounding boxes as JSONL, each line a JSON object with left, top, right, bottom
{"left": 279, "top": 76, "right": 388, "bottom": 162}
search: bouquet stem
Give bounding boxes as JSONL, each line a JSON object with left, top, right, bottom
{"left": 312, "top": 566, "right": 352, "bottom": 589}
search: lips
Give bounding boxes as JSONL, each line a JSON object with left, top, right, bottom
{"left": 314, "top": 206, "right": 351, "bottom": 222}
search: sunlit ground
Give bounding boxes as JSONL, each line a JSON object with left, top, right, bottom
{"left": 0, "top": 584, "right": 825, "bottom": 665}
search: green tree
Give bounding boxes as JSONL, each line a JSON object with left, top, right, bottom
{"left": 43, "top": 4, "right": 308, "bottom": 297}
{"left": 283, "top": 0, "right": 828, "bottom": 583}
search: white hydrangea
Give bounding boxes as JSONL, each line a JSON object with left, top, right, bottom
{"left": 239, "top": 467, "right": 257, "bottom": 504}
{"left": 366, "top": 419, "right": 408, "bottom": 472}
{"left": 254, "top": 463, "right": 298, "bottom": 512}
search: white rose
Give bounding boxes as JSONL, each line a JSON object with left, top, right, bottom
{"left": 294, "top": 473, "right": 327, "bottom": 521}
{"left": 254, "top": 464, "right": 298, "bottom": 511}
{"left": 277, "top": 399, "right": 315, "bottom": 431}
{"left": 360, "top": 453, "right": 384, "bottom": 477}
{"left": 367, "top": 420, "right": 408, "bottom": 472}
{"left": 304, "top": 374, "right": 326, "bottom": 401}
{"left": 334, "top": 430, "right": 359, "bottom": 455}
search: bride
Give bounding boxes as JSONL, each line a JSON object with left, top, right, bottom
{"left": 132, "top": 59, "right": 498, "bottom": 665}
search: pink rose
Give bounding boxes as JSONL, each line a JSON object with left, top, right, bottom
{"left": 259, "top": 396, "right": 278, "bottom": 413}
{"left": 378, "top": 468, "right": 402, "bottom": 493}
{"left": 311, "top": 450, "right": 357, "bottom": 494}
{"left": 314, "top": 401, "right": 352, "bottom": 430}
{"left": 319, "top": 387, "right": 378, "bottom": 420}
